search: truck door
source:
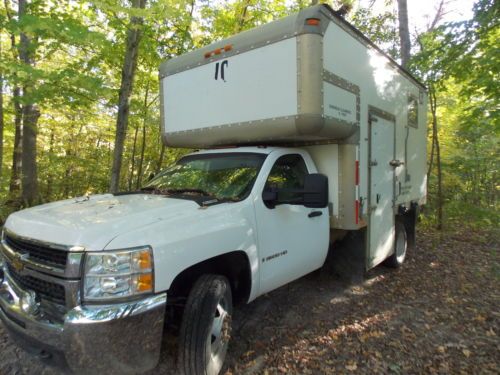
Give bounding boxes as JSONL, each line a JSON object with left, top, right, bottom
{"left": 367, "top": 111, "right": 396, "bottom": 268}
{"left": 254, "top": 153, "right": 330, "bottom": 295}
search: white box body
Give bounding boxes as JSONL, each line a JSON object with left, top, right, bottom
{"left": 160, "top": 5, "right": 427, "bottom": 266}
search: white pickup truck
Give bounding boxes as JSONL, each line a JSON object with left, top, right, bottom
{"left": 0, "top": 4, "right": 426, "bottom": 375}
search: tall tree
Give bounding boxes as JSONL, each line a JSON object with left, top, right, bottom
{"left": 0, "top": 40, "right": 4, "bottom": 182}
{"left": 397, "top": 0, "right": 411, "bottom": 67}
{"left": 3, "top": 0, "right": 23, "bottom": 194}
{"left": 18, "top": 0, "right": 40, "bottom": 205}
{"left": 110, "top": 0, "right": 147, "bottom": 193}
{"left": 420, "top": 2, "right": 446, "bottom": 229}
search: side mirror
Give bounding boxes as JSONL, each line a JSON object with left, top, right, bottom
{"left": 303, "top": 173, "right": 328, "bottom": 208}
{"left": 262, "top": 189, "right": 278, "bottom": 209}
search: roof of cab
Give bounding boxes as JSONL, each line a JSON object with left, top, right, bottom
{"left": 189, "top": 146, "right": 278, "bottom": 156}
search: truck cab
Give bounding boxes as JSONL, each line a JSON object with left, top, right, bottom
{"left": 0, "top": 146, "right": 332, "bottom": 374}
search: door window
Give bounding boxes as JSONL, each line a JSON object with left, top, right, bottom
{"left": 264, "top": 154, "right": 308, "bottom": 204}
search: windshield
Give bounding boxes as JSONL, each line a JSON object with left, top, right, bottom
{"left": 143, "top": 152, "right": 266, "bottom": 202}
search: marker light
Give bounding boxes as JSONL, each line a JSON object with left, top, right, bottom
{"left": 306, "top": 18, "right": 321, "bottom": 26}
{"left": 204, "top": 45, "right": 233, "bottom": 58}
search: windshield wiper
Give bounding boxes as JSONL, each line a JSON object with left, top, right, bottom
{"left": 164, "top": 188, "right": 214, "bottom": 196}
{"left": 200, "top": 196, "right": 241, "bottom": 207}
{"left": 139, "top": 187, "right": 241, "bottom": 205}
{"left": 140, "top": 187, "right": 218, "bottom": 198}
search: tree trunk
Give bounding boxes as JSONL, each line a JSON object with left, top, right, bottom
{"left": 236, "top": 0, "right": 252, "bottom": 33}
{"left": 20, "top": 102, "right": 39, "bottom": 205}
{"left": 86, "top": 135, "right": 102, "bottom": 192}
{"left": 397, "top": 0, "right": 411, "bottom": 67}
{"left": 4, "top": 0, "right": 23, "bottom": 194}
{"left": 109, "top": 0, "right": 147, "bottom": 193}
{"left": 18, "top": 0, "right": 40, "bottom": 206}
{"left": 46, "top": 127, "right": 55, "bottom": 198}
{"left": 428, "top": 87, "right": 443, "bottom": 230}
{"left": 0, "top": 41, "right": 4, "bottom": 182}
{"left": 135, "top": 82, "right": 150, "bottom": 189}
{"left": 435, "top": 119, "right": 443, "bottom": 230}
{"left": 9, "top": 87, "right": 22, "bottom": 194}
{"left": 427, "top": 86, "right": 437, "bottom": 191}
{"left": 156, "top": 144, "right": 166, "bottom": 174}
{"left": 63, "top": 146, "right": 72, "bottom": 198}
{"left": 128, "top": 125, "right": 139, "bottom": 190}
{"left": 136, "top": 123, "right": 147, "bottom": 189}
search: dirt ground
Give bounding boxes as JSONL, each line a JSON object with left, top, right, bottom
{"left": 1, "top": 227, "right": 498, "bottom": 374}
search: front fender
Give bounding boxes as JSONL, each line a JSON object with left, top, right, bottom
{"left": 104, "top": 199, "right": 260, "bottom": 301}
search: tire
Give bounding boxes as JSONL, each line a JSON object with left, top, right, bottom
{"left": 178, "top": 274, "right": 233, "bottom": 375}
{"left": 385, "top": 221, "right": 407, "bottom": 268}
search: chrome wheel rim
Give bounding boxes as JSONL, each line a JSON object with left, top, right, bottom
{"left": 210, "top": 297, "right": 230, "bottom": 358}
{"left": 395, "top": 228, "right": 407, "bottom": 263}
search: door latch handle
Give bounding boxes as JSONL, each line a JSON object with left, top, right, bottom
{"left": 389, "top": 159, "right": 404, "bottom": 167}
{"left": 376, "top": 194, "right": 381, "bottom": 204}
{"left": 308, "top": 211, "right": 323, "bottom": 218}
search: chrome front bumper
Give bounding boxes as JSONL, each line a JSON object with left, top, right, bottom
{"left": 0, "top": 259, "right": 167, "bottom": 374}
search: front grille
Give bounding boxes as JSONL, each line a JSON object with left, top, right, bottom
{"left": 7, "top": 262, "right": 66, "bottom": 305}
{"left": 5, "top": 234, "right": 68, "bottom": 268}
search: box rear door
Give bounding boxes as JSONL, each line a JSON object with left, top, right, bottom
{"left": 367, "top": 112, "right": 396, "bottom": 268}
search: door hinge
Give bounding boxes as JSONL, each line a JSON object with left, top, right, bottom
{"left": 369, "top": 160, "right": 378, "bottom": 167}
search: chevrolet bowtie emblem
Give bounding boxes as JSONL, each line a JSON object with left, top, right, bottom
{"left": 11, "top": 254, "right": 28, "bottom": 272}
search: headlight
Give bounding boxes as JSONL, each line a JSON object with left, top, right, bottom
{"left": 83, "top": 246, "right": 154, "bottom": 302}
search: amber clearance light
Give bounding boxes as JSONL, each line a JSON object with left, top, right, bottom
{"left": 204, "top": 44, "right": 233, "bottom": 59}
{"left": 306, "top": 18, "right": 321, "bottom": 26}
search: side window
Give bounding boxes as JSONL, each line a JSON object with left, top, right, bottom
{"left": 264, "top": 154, "right": 309, "bottom": 204}
{"left": 408, "top": 95, "right": 418, "bottom": 128}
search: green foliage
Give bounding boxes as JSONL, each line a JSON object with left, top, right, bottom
{"left": 350, "top": 6, "right": 399, "bottom": 59}
{"left": 411, "top": 0, "right": 499, "bottom": 228}
{"left": 0, "top": 0, "right": 498, "bottom": 230}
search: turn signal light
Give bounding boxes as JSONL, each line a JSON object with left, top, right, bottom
{"left": 136, "top": 274, "right": 153, "bottom": 292}
{"left": 306, "top": 18, "right": 321, "bottom": 26}
{"left": 138, "top": 251, "right": 152, "bottom": 270}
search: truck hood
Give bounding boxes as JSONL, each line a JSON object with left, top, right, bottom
{"left": 4, "top": 194, "right": 199, "bottom": 250}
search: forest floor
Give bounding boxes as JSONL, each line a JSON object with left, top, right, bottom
{"left": 0, "top": 226, "right": 498, "bottom": 374}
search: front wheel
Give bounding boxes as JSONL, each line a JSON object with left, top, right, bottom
{"left": 385, "top": 221, "right": 407, "bottom": 268}
{"left": 178, "top": 274, "right": 233, "bottom": 375}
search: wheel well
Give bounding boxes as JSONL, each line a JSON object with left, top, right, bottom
{"left": 167, "top": 251, "right": 252, "bottom": 306}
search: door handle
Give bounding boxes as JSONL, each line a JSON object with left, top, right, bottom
{"left": 390, "top": 159, "right": 404, "bottom": 167}
{"left": 376, "top": 194, "right": 381, "bottom": 204}
{"left": 308, "top": 211, "right": 323, "bottom": 218}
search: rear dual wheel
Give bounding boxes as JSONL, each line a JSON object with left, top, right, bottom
{"left": 385, "top": 221, "right": 407, "bottom": 268}
{"left": 178, "top": 274, "right": 233, "bottom": 375}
